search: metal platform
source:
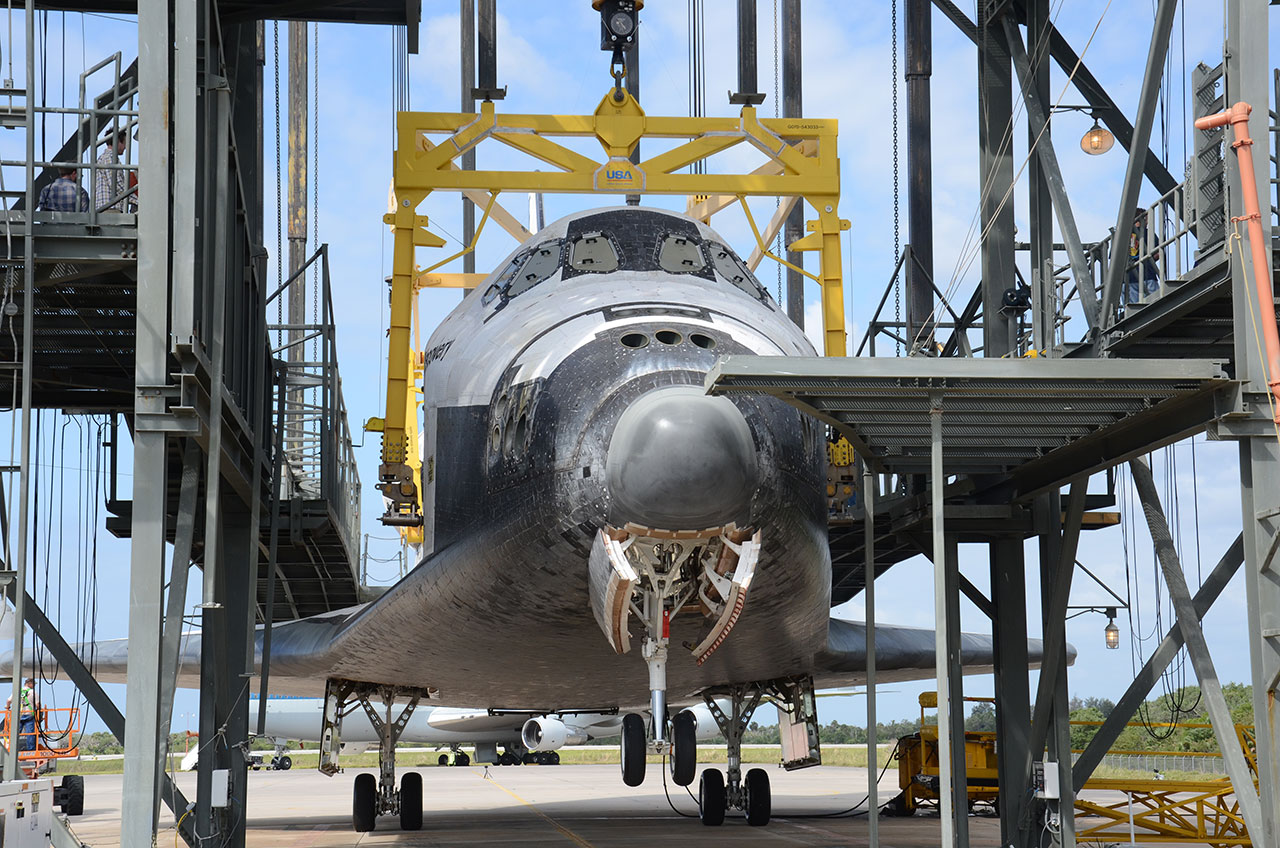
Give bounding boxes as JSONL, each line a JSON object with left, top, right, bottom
{"left": 707, "top": 356, "right": 1232, "bottom": 500}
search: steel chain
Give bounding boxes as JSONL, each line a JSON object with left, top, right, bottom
{"left": 312, "top": 21, "right": 319, "bottom": 365}
{"left": 891, "top": 0, "right": 901, "bottom": 356}
{"left": 773, "top": 0, "right": 782, "bottom": 304}
{"left": 274, "top": 22, "right": 282, "bottom": 344}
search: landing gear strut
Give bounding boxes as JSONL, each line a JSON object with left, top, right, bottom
{"left": 589, "top": 526, "right": 761, "bottom": 789}
{"left": 319, "top": 678, "right": 438, "bottom": 833}
{"left": 696, "top": 676, "right": 821, "bottom": 827}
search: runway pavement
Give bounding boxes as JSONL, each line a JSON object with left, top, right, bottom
{"left": 66, "top": 763, "right": 1007, "bottom": 846}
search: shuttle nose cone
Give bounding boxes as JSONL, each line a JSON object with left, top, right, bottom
{"left": 606, "top": 386, "right": 758, "bottom": 529}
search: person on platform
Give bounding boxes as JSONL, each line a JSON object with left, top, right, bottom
{"left": 6, "top": 678, "right": 40, "bottom": 752}
{"left": 36, "top": 168, "right": 89, "bottom": 212}
{"left": 95, "top": 130, "right": 131, "bottom": 212}
{"left": 1123, "top": 208, "right": 1160, "bottom": 306}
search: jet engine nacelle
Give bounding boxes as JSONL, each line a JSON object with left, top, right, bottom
{"left": 521, "top": 717, "right": 588, "bottom": 751}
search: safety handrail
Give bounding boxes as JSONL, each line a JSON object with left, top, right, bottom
{"left": 265, "top": 244, "right": 361, "bottom": 557}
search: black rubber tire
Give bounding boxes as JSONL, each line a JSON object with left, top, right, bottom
{"left": 620, "top": 713, "right": 647, "bottom": 787}
{"left": 498, "top": 752, "right": 514, "bottom": 766}
{"left": 522, "top": 753, "right": 536, "bottom": 765}
{"left": 60, "top": 775, "right": 84, "bottom": 816}
{"left": 549, "top": 751, "right": 560, "bottom": 765}
{"left": 277, "top": 755, "right": 292, "bottom": 771}
{"left": 456, "top": 752, "right": 470, "bottom": 767}
{"left": 669, "top": 711, "right": 697, "bottom": 787}
{"left": 698, "top": 769, "right": 726, "bottom": 826}
{"left": 399, "top": 772, "right": 423, "bottom": 831}
{"left": 745, "top": 767, "right": 771, "bottom": 826}
{"left": 353, "top": 773, "right": 377, "bottom": 833}
{"left": 438, "top": 754, "right": 449, "bottom": 767}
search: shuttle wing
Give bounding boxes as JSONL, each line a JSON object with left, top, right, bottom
{"left": 812, "top": 617, "right": 1067, "bottom": 687}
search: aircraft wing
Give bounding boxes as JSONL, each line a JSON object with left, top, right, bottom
{"left": 811, "top": 617, "right": 1067, "bottom": 688}
{"left": 0, "top": 611, "right": 1065, "bottom": 701}
{"left": 0, "top": 606, "right": 361, "bottom": 698}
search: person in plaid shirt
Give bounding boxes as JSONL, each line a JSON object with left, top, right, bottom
{"left": 36, "top": 168, "right": 89, "bottom": 212}
{"left": 95, "top": 131, "right": 130, "bottom": 211}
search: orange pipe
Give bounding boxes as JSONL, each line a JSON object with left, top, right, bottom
{"left": 1195, "top": 102, "right": 1280, "bottom": 421}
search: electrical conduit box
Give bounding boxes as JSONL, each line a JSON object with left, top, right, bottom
{"left": 0, "top": 778, "right": 54, "bottom": 846}
{"left": 211, "top": 769, "right": 230, "bottom": 808}
{"left": 1032, "top": 760, "right": 1060, "bottom": 800}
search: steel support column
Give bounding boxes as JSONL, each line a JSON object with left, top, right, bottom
{"left": 196, "top": 494, "right": 255, "bottom": 848}
{"left": 943, "top": 533, "right": 968, "bottom": 848}
{"left": 782, "top": 0, "right": 804, "bottom": 327}
{"left": 977, "top": 6, "right": 1016, "bottom": 356}
{"left": 195, "top": 70, "right": 239, "bottom": 846}
{"left": 1097, "top": 0, "right": 1178, "bottom": 323}
{"left": 1023, "top": 0, "right": 1052, "bottom": 349}
{"left": 734, "top": 0, "right": 758, "bottom": 102}
{"left": 1033, "top": 490, "right": 1077, "bottom": 846}
{"left": 287, "top": 22, "right": 308, "bottom": 346}
{"left": 477, "top": 0, "right": 498, "bottom": 97}
{"left": 460, "top": 0, "right": 475, "bottom": 276}
{"left": 121, "top": 0, "right": 172, "bottom": 841}
{"left": 5, "top": 0, "right": 34, "bottom": 783}
{"left": 1225, "top": 3, "right": 1279, "bottom": 843}
{"left": 1130, "top": 457, "right": 1264, "bottom": 838}
{"left": 905, "top": 0, "right": 934, "bottom": 353}
{"left": 990, "top": 537, "right": 1030, "bottom": 845}
{"left": 929, "top": 400, "right": 957, "bottom": 847}
{"left": 863, "top": 467, "right": 879, "bottom": 845}
{"left": 158, "top": 441, "right": 200, "bottom": 759}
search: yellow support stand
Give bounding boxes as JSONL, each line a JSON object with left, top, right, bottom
{"left": 378, "top": 89, "right": 848, "bottom": 525}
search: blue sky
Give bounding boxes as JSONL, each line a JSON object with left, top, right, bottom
{"left": 1, "top": 2, "right": 1276, "bottom": 736}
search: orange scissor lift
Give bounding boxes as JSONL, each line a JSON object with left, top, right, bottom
{"left": 1, "top": 706, "right": 82, "bottom": 778}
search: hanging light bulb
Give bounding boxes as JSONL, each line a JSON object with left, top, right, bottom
{"left": 1104, "top": 607, "right": 1120, "bottom": 650}
{"left": 1081, "top": 118, "right": 1115, "bottom": 155}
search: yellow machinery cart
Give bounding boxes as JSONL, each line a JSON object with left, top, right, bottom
{"left": 890, "top": 693, "right": 1000, "bottom": 816}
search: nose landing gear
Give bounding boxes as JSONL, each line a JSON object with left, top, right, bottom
{"left": 589, "top": 525, "right": 762, "bottom": 792}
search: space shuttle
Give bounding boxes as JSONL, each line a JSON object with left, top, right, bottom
{"left": 7, "top": 205, "right": 1057, "bottom": 831}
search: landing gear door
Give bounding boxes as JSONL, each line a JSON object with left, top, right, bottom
{"left": 775, "top": 676, "right": 821, "bottom": 770}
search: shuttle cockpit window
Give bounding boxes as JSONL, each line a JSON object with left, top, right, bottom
{"left": 507, "top": 241, "right": 562, "bottom": 297}
{"left": 708, "top": 242, "right": 775, "bottom": 307}
{"left": 483, "top": 240, "right": 563, "bottom": 307}
{"left": 568, "top": 232, "right": 620, "bottom": 273}
{"left": 657, "top": 234, "right": 707, "bottom": 274}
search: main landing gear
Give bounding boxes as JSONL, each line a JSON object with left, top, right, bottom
{"left": 694, "top": 683, "right": 770, "bottom": 826}
{"left": 694, "top": 677, "right": 822, "bottom": 827}
{"left": 319, "top": 678, "right": 437, "bottom": 833}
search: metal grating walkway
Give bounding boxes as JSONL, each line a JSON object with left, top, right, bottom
{"left": 707, "top": 356, "right": 1232, "bottom": 500}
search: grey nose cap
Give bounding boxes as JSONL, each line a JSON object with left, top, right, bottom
{"left": 605, "top": 386, "right": 758, "bottom": 529}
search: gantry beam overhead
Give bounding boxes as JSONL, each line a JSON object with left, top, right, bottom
{"left": 30, "top": 0, "right": 420, "bottom": 30}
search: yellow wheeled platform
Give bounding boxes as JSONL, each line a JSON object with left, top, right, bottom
{"left": 889, "top": 692, "right": 999, "bottom": 816}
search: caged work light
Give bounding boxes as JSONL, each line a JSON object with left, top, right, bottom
{"left": 1080, "top": 118, "right": 1115, "bottom": 155}
{"left": 1104, "top": 607, "right": 1120, "bottom": 650}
